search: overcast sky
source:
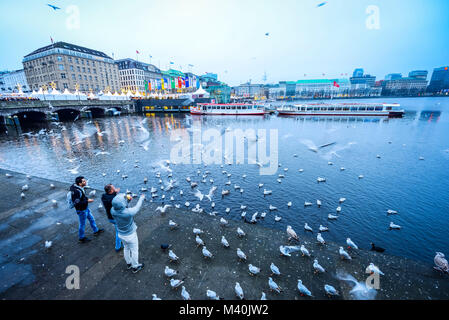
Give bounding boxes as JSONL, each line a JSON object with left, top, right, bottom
{"left": 0, "top": 0, "right": 448, "bottom": 86}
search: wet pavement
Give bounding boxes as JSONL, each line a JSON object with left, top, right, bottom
{"left": 0, "top": 168, "right": 448, "bottom": 300}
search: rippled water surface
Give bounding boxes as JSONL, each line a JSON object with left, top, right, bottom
{"left": 1, "top": 97, "right": 448, "bottom": 263}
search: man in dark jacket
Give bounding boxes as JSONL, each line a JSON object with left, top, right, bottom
{"left": 101, "top": 184, "right": 122, "bottom": 252}
{"left": 70, "top": 176, "right": 104, "bottom": 243}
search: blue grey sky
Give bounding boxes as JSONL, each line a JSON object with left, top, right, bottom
{"left": 0, "top": 0, "right": 448, "bottom": 86}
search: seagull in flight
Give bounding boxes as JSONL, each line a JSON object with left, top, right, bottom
{"left": 47, "top": 4, "right": 61, "bottom": 10}
{"left": 317, "top": 1, "right": 328, "bottom": 7}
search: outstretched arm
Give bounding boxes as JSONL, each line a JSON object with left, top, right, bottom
{"left": 126, "top": 195, "right": 145, "bottom": 216}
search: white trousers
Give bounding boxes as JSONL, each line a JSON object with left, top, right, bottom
{"left": 118, "top": 231, "right": 140, "bottom": 268}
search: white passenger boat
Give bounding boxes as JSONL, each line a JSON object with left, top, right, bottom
{"left": 277, "top": 102, "right": 404, "bottom": 117}
{"left": 190, "top": 103, "right": 266, "bottom": 115}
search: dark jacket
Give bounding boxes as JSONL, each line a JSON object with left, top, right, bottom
{"left": 101, "top": 192, "right": 117, "bottom": 220}
{"left": 70, "top": 184, "right": 88, "bottom": 212}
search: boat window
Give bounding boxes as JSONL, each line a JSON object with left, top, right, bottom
{"left": 221, "top": 106, "right": 225, "bottom": 110}
{"left": 367, "top": 107, "right": 374, "bottom": 111}
{"left": 328, "top": 107, "right": 334, "bottom": 111}
{"left": 386, "top": 107, "right": 392, "bottom": 110}
{"left": 314, "top": 107, "right": 320, "bottom": 111}
{"left": 351, "top": 107, "right": 358, "bottom": 111}
{"left": 375, "top": 107, "right": 383, "bottom": 111}
{"left": 335, "top": 107, "right": 342, "bottom": 111}
{"left": 307, "top": 107, "right": 313, "bottom": 111}
{"left": 320, "top": 107, "right": 327, "bottom": 111}
{"left": 202, "top": 106, "right": 206, "bottom": 111}
{"left": 301, "top": 107, "right": 306, "bottom": 111}
{"left": 237, "top": 106, "right": 241, "bottom": 110}
{"left": 343, "top": 107, "right": 350, "bottom": 111}
{"left": 358, "top": 107, "right": 366, "bottom": 111}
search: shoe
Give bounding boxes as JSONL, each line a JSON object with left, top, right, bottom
{"left": 132, "top": 263, "right": 145, "bottom": 273}
{"left": 93, "top": 228, "right": 105, "bottom": 236}
{"left": 127, "top": 263, "right": 133, "bottom": 270}
{"left": 79, "top": 237, "right": 91, "bottom": 243}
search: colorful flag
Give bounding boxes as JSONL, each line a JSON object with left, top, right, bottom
{"left": 136, "top": 50, "right": 140, "bottom": 54}
{"left": 185, "top": 77, "right": 189, "bottom": 88}
{"left": 161, "top": 78, "right": 165, "bottom": 90}
{"left": 148, "top": 81, "right": 151, "bottom": 91}
{"left": 157, "top": 79, "right": 162, "bottom": 90}
{"left": 50, "top": 36, "right": 54, "bottom": 44}
{"left": 178, "top": 77, "right": 182, "bottom": 88}
{"left": 171, "top": 78, "right": 175, "bottom": 89}
{"left": 333, "top": 81, "right": 340, "bottom": 88}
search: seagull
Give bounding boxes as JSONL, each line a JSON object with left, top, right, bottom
{"left": 261, "top": 212, "right": 267, "bottom": 219}
{"left": 339, "top": 247, "right": 352, "bottom": 260}
{"left": 225, "top": 208, "right": 231, "bottom": 213}
{"left": 207, "top": 289, "right": 222, "bottom": 300}
{"left": 156, "top": 204, "right": 172, "bottom": 214}
{"left": 319, "top": 225, "right": 329, "bottom": 232}
{"left": 270, "top": 263, "right": 281, "bottom": 276}
{"left": 269, "top": 205, "right": 277, "bottom": 211}
{"left": 434, "top": 252, "right": 449, "bottom": 273}
{"left": 152, "top": 294, "right": 162, "bottom": 300}
{"left": 196, "top": 235, "right": 205, "bottom": 247}
{"left": 45, "top": 240, "right": 52, "bottom": 249}
{"left": 194, "top": 189, "right": 204, "bottom": 201}
{"left": 389, "top": 222, "right": 401, "bottom": 230}
{"left": 235, "top": 282, "right": 244, "bottom": 299}
{"left": 358, "top": 175, "right": 364, "bottom": 179}
{"left": 317, "top": 177, "right": 326, "bottom": 183}
{"left": 51, "top": 199, "right": 58, "bottom": 207}
{"left": 5, "top": 173, "right": 12, "bottom": 178}
{"left": 237, "top": 227, "right": 246, "bottom": 237}
{"left": 170, "top": 278, "right": 184, "bottom": 289}
{"left": 241, "top": 211, "right": 247, "bottom": 219}
{"left": 202, "top": 246, "right": 213, "bottom": 259}
{"left": 313, "top": 259, "right": 325, "bottom": 273}
{"left": 339, "top": 198, "right": 346, "bottom": 203}
{"left": 221, "top": 189, "right": 230, "bottom": 196}
{"left": 220, "top": 217, "right": 228, "bottom": 226}
{"left": 221, "top": 236, "right": 230, "bottom": 248}
{"left": 248, "top": 264, "right": 261, "bottom": 276}
{"left": 168, "top": 250, "right": 179, "bottom": 262}
{"left": 260, "top": 292, "right": 268, "bottom": 300}
{"left": 280, "top": 245, "right": 300, "bottom": 257}
{"left": 336, "top": 206, "right": 342, "bottom": 213}
{"left": 184, "top": 201, "right": 190, "bottom": 207}
{"left": 298, "top": 169, "right": 304, "bottom": 172}
{"left": 47, "top": 4, "right": 61, "bottom": 11}
{"left": 68, "top": 166, "right": 80, "bottom": 175}
{"left": 193, "top": 228, "right": 203, "bottom": 235}
{"left": 21, "top": 184, "right": 29, "bottom": 191}
{"left": 164, "top": 266, "right": 178, "bottom": 277}
{"left": 304, "top": 202, "right": 313, "bottom": 207}
{"left": 367, "top": 263, "right": 385, "bottom": 275}
{"left": 317, "top": 200, "right": 322, "bottom": 207}
{"left": 21, "top": 192, "right": 26, "bottom": 199}
{"left": 274, "top": 215, "right": 282, "bottom": 222}
{"left": 304, "top": 223, "right": 313, "bottom": 233}
{"left": 346, "top": 238, "right": 358, "bottom": 250}
{"left": 205, "top": 186, "right": 217, "bottom": 201}
{"left": 297, "top": 280, "right": 312, "bottom": 297}
{"left": 328, "top": 214, "right": 338, "bottom": 220}
{"left": 324, "top": 284, "right": 339, "bottom": 297}
{"left": 300, "top": 245, "right": 311, "bottom": 257}
{"left": 287, "top": 201, "right": 292, "bottom": 207}
{"left": 50, "top": 184, "right": 55, "bottom": 189}
{"left": 287, "top": 225, "right": 299, "bottom": 241}
{"left": 263, "top": 189, "right": 272, "bottom": 195}
{"left": 268, "top": 277, "right": 282, "bottom": 293}
{"left": 88, "top": 190, "right": 96, "bottom": 197}
{"left": 237, "top": 248, "right": 247, "bottom": 261}
{"left": 317, "top": 233, "right": 325, "bottom": 245}
{"left": 387, "top": 209, "right": 398, "bottom": 215}
{"left": 250, "top": 212, "right": 258, "bottom": 223}
{"left": 181, "top": 286, "right": 191, "bottom": 300}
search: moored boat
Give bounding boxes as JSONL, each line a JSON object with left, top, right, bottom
{"left": 277, "top": 102, "right": 404, "bottom": 117}
{"left": 190, "top": 103, "right": 266, "bottom": 115}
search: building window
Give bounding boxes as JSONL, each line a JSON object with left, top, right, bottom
{"left": 72, "top": 74, "right": 76, "bottom": 80}
{"left": 89, "top": 76, "right": 92, "bottom": 81}
{"left": 78, "top": 75, "right": 82, "bottom": 80}
{"left": 68, "top": 57, "right": 72, "bottom": 62}
{"left": 76, "top": 58, "right": 79, "bottom": 64}
{"left": 82, "top": 67, "right": 86, "bottom": 73}
{"left": 93, "top": 68, "right": 96, "bottom": 74}
{"left": 63, "top": 83, "right": 68, "bottom": 89}
{"left": 58, "top": 64, "right": 64, "bottom": 70}
{"left": 84, "top": 75, "right": 87, "bottom": 80}
{"left": 86, "top": 61, "right": 90, "bottom": 66}
{"left": 57, "top": 56, "right": 62, "bottom": 61}
{"left": 61, "top": 73, "right": 66, "bottom": 79}
{"left": 70, "top": 65, "right": 74, "bottom": 71}
{"left": 77, "top": 66, "right": 80, "bottom": 72}
{"left": 88, "top": 68, "right": 91, "bottom": 73}
{"left": 81, "top": 60, "right": 84, "bottom": 65}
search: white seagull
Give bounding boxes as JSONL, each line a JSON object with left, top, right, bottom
{"left": 339, "top": 247, "right": 352, "bottom": 260}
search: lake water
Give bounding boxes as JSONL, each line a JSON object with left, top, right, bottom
{"left": 1, "top": 97, "right": 448, "bottom": 264}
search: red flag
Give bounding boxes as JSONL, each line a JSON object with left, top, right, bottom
{"left": 136, "top": 50, "right": 140, "bottom": 54}
{"left": 50, "top": 36, "right": 54, "bottom": 44}
{"left": 333, "top": 81, "right": 340, "bottom": 88}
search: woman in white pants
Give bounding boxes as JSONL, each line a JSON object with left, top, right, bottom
{"left": 111, "top": 193, "right": 145, "bottom": 273}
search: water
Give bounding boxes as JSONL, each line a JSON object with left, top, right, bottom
{"left": 1, "top": 97, "right": 448, "bottom": 264}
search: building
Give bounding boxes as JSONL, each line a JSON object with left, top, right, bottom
{"left": 115, "top": 58, "right": 161, "bottom": 93}
{"left": 22, "top": 41, "right": 120, "bottom": 93}
{"left": 349, "top": 69, "right": 376, "bottom": 88}
{"left": 233, "top": 83, "right": 265, "bottom": 97}
{"left": 427, "top": 66, "right": 449, "bottom": 94}
{"left": 0, "top": 69, "right": 30, "bottom": 93}
{"left": 382, "top": 70, "right": 428, "bottom": 96}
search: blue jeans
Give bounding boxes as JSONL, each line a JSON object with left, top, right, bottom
{"left": 109, "top": 219, "right": 122, "bottom": 250}
{"left": 77, "top": 208, "right": 99, "bottom": 239}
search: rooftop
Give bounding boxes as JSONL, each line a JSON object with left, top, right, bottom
{"left": 24, "top": 41, "right": 112, "bottom": 59}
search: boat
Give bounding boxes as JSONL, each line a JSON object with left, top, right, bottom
{"left": 190, "top": 103, "right": 266, "bottom": 115}
{"left": 276, "top": 102, "right": 404, "bottom": 117}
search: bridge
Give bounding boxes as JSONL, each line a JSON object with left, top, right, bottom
{"left": 0, "top": 99, "right": 135, "bottom": 129}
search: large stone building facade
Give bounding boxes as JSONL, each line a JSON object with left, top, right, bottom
{"left": 22, "top": 42, "right": 120, "bottom": 93}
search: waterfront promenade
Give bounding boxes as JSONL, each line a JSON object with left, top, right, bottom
{"left": 0, "top": 168, "right": 448, "bottom": 300}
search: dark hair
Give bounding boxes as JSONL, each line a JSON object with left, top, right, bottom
{"left": 75, "top": 176, "right": 85, "bottom": 185}
{"left": 104, "top": 184, "right": 113, "bottom": 193}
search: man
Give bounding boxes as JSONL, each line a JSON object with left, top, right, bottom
{"left": 70, "top": 176, "right": 104, "bottom": 243}
{"left": 111, "top": 192, "right": 145, "bottom": 273}
{"left": 101, "top": 184, "right": 122, "bottom": 252}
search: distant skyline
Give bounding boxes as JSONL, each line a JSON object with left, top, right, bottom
{"left": 0, "top": 0, "right": 448, "bottom": 86}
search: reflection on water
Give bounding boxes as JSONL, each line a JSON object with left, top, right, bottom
{"left": 1, "top": 97, "right": 449, "bottom": 264}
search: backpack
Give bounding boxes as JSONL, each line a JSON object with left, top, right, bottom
{"left": 66, "top": 191, "right": 75, "bottom": 209}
